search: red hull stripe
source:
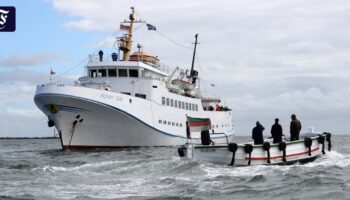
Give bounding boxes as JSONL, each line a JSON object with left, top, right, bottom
{"left": 188, "top": 121, "right": 211, "bottom": 127}
{"left": 245, "top": 147, "right": 320, "bottom": 160}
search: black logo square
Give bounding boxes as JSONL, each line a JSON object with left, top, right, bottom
{"left": 0, "top": 6, "right": 15, "bottom": 32}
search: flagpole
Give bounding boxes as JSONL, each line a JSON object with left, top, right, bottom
{"left": 49, "top": 68, "right": 52, "bottom": 83}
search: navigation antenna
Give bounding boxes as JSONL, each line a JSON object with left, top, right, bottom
{"left": 119, "top": 7, "right": 145, "bottom": 61}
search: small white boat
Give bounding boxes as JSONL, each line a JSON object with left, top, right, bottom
{"left": 178, "top": 132, "right": 332, "bottom": 166}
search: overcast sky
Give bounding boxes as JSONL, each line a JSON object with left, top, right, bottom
{"left": 1, "top": 0, "right": 350, "bottom": 137}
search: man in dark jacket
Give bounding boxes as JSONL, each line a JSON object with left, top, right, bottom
{"left": 271, "top": 118, "right": 283, "bottom": 143}
{"left": 252, "top": 121, "right": 264, "bottom": 145}
{"left": 290, "top": 114, "right": 302, "bottom": 141}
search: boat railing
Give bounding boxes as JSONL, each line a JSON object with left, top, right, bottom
{"left": 157, "top": 62, "right": 170, "bottom": 74}
{"left": 87, "top": 54, "right": 171, "bottom": 73}
{"left": 88, "top": 54, "right": 118, "bottom": 63}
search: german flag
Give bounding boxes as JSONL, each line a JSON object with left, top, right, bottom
{"left": 120, "top": 24, "right": 130, "bottom": 31}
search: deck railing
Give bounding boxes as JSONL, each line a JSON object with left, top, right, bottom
{"left": 87, "top": 54, "right": 170, "bottom": 74}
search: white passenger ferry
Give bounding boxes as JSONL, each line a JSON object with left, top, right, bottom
{"left": 34, "top": 7, "right": 234, "bottom": 149}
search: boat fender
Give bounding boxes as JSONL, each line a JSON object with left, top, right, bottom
{"left": 304, "top": 137, "right": 313, "bottom": 156}
{"left": 318, "top": 134, "right": 326, "bottom": 154}
{"left": 325, "top": 132, "right": 332, "bottom": 151}
{"left": 244, "top": 144, "right": 253, "bottom": 166}
{"left": 178, "top": 147, "right": 185, "bottom": 157}
{"left": 279, "top": 142, "right": 287, "bottom": 162}
{"left": 263, "top": 142, "right": 271, "bottom": 164}
{"left": 228, "top": 143, "right": 238, "bottom": 166}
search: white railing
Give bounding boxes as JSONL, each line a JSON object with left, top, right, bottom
{"left": 87, "top": 54, "right": 172, "bottom": 73}
{"left": 88, "top": 54, "right": 118, "bottom": 63}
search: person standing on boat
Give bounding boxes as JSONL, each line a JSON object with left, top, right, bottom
{"left": 290, "top": 114, "right": 302, "bottom": 141}
{"left": 186, "top": 121, "right": 191, "bottom": 139}
{"left": 252, "top": 121, "right": 265, "bottom": 145}
{"left": 271, "top": 118, "right": 283, "bottom": 143}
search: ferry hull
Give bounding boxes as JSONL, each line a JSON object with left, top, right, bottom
{"left": 34, "top": 84, "right": 233, "bottom": 149}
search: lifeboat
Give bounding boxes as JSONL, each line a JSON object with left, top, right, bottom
{"left": 166, "top": 83, "right": 185, "bottom": 95}
{"left": 171, "top": 79, "right": 195, "bottom": 91}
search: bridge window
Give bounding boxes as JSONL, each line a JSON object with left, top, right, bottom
{"left": 118, "top": 69, "right": 128, "bottom": 77}
{"left": 129, "top": 69, "right": 139, "bottom": 77}
{"left": 178, "top": 101, "right": 182, "bottom": 109}
{"left": 121, "top": 92, "right": 131, "bottom": 95}
{"left": 89, "top": 69, "right": 97, "bottom": 78}
{"left": 175, "top": 100, "right": 178, "bottom": 108}
{"left": 108, "top": 69, "right": 117, "bottom": 77}
{"left": 98, "top": 69, "right": 107, "bottom": 77}
{"left": 170, "top": 99, "right": 174, "bottom": 107}
{"left": 185, "top": 103, "right": 188, "bottom": 110}
{"left": 182, "top": 102, "right": 185, "bottom": 110}
{"left": 135, "top": 93, "right": 146, "bottom": 99}
{"left": 166, "top": 98, "right": 169, "bottom": 106}
{"left": 162, "top": 97, "right": 165, "bottom": 105}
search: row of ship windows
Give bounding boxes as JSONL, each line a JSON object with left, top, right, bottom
{"left": 158, "top": 120, "right": 183, "bottom": 127}
{"left": 89, "top": 69, "right": 139, "bottom": 78}
{"left": 161, "top": 97, "right": 199, "bottom": 111}
{"left": 212, "top": 124, "right": 231, "bottom": 128}
{"left": 158, "top": 119, "right": 230, "bottom": 129}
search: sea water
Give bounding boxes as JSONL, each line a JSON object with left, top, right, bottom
{"left": 0, "top": 136, "right": 349, "bottom": 200}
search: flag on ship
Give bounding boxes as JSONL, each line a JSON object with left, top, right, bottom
{"left": 120, "top": 24, "right": 130, "bottom": 31}
{"left": 146, "top": 23, "right": 156, "bottom": 31}
{"left": 50, "top": 68, "right": 56, "bottom": 75}
{"left": 186, "top": 116, "right": 211, "bottom": 132}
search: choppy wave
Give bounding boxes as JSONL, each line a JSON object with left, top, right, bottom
{"left": 1, "top": 137, "right": 350, "bottom": 199}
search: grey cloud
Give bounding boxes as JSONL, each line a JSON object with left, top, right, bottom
{"left": 0, "top": 70, "right": 50, "bottom": 84}
{"left": 0, "top": 52, "right": 57, "bottom": 68}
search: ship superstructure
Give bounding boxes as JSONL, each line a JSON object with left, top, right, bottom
{"left": 34, "top": 7, "right": 234, "bottom": 149}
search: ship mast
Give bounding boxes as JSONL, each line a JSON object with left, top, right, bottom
{"left": 119, "top": 7, "right": 145, "bottom": 61}
{"left": 190, "top": 34, "right": 199, "bottom": 84}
